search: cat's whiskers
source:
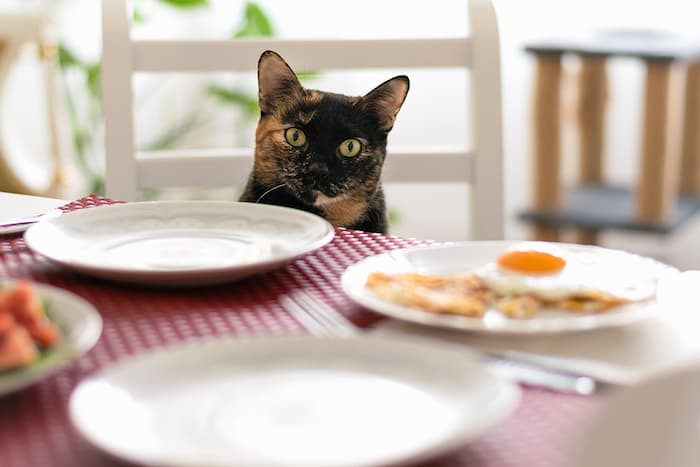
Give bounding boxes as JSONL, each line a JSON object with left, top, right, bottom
{"left": 255, "top": 183, "right": 288, "bottom": 203}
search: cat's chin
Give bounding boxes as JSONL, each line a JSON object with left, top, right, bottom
{"left": 313, "top": 192, "right": 346, "bottom": 207}
{"left": 291, "top": 187, "right": 342, "bottom": 206}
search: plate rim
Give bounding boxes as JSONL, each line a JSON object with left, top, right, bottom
{"left": 341, "top": 240, "right": 678, "bottom": 336}
{"left": 0, "top": 281, "right": 103, "bottom": 397}
{"left": 24, "top": 201, "right": 335, "bottom": 285}
{"left": 68, "top": 334, "right": 520, "bottom": 467}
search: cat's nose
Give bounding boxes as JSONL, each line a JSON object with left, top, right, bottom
{"left": 309, "top": 160, "right": 329, "bottom": 178}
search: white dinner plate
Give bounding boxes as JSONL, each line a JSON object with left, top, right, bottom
{"left": 24, "top": 201, "right": 335, "bottom": 286}
{"left": 342, "top": 241, "right": 677, "bottom": 336}
{"left": 69, "top": 335, "right": 519, "bottom": 467}
{"left": 0, "top": 281, "right": 102, "bottom": 396}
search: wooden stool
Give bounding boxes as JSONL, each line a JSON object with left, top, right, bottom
{"left": 519, "top": 30, "right": 700, "bottom": 244}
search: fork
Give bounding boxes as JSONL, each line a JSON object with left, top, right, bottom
{"left": 0, "top": 208, "right": 62, "bottom": 229}
{"left": 279, "top": 289, "right": 608, "bottom": 395}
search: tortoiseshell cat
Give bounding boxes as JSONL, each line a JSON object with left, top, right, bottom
{"left": 239, "top": 50, "right": 409, "bottom": 233}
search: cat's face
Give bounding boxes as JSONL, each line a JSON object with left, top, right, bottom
{"left": 253, "top": 50, "right": 409, "bottom": 207}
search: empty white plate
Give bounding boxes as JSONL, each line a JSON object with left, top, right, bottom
{"left": 69, "top": 335, "right": 519, "bottom": 467}
{"left": 24, "top": 201, "right": 335, "bottom": 286}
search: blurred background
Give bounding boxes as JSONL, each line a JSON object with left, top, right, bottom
{"left": 2, "top": 0, "right": 700, "bottom": 269}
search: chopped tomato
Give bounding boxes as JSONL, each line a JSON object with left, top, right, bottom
{"left": 5, "top": 281, "right": 45, "bottom": 323}
{"left": 24, "top": 317, "right": 60, "bottom": 347}
{"left": 0, "top": 312, "right": 15, "bottom": 334}
{"left": 0, "top": 326, "right": 39, "bottom": 371}
{"left": 0, "top": 281, "right": 61, "bottom": 372}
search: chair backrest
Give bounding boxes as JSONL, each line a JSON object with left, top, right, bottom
{"left": 101, "top": 0, "right": 504, "bottom": 240}
{"left": 0, "top": 9, "right": 66, "bottom": 197}
{"left": 567, "top": 360, "right": 700, "bottom": 467}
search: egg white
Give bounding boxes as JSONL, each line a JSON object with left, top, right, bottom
{"left": 474, "top": 257, "right": 656, "bottom": 302}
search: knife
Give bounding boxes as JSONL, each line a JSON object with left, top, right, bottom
{"left": 482, "top": 353, "right": 610, "bottom": 395}
{"left": 0, "top": 209, "right": 62, "bottom": 232}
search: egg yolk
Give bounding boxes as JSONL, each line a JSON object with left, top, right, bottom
{"left": 497, "top": 250, "right": 566, "bottom": 274}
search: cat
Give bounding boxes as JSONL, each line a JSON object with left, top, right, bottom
{"left": 239, "top": 50, "right": 409, "bottom": 234}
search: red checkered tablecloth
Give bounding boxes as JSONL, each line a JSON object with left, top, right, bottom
{"left": 0, "top": 195, "right": 599, "bottom": 467}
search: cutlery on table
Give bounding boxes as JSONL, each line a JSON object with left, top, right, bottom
{"left": 280, "top": 289, "right": 617, "bottom": 396}
{"left": 0, "top": 209, "right": 62, "bottom": 233}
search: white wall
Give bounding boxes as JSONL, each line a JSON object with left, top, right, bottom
{"left": 494, "top": 0, "right": 700, "bottom": 269}
{"left": 5, "top": 0, "right": 700, "bottom": 268}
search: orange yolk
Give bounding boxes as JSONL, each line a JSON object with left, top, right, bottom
{"left": 497, "top": 250, "right": 566, "bottom": 274}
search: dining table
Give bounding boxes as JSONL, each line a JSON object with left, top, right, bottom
{"left": 0, "top": 192, "right": 668, "bottom": 467}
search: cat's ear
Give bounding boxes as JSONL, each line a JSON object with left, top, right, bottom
{"left": 361, "top": 76, "right": 410, "bottom": 132}
{"left": 257, "top": 50, "right": 304, "bottom": 115}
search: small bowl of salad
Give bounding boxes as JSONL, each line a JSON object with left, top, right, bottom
{"left": 0, "top": 280, "right": 102, "bottom": 396}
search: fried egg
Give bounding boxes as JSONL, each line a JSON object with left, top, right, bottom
{"left": 474, "top": 243, "right": 656, "bottom": 302}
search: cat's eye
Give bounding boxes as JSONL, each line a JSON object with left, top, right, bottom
{"left": 339, "top": 138, "right": 362, "bottom": 157}
{"left": 285, "top": 128, "right": 307, "bottom": 147}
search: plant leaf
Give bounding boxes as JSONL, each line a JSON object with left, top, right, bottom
{"left": 157, "top": 0, "right": 209, "bottom": 8}
{"left": 144, "top": 111, "right": 204, "bottom": 151}
{"left": 90, "top": 177, "right": 105, "bottom": 196}
{"left": 133, "top": 7, "right": 147, "bottom": 23}
{"left": 232, "top": 2, "right": 275, "bottom": 38}
{"left": 245, "top": 2, "right": 274, "bottom": 36}
{"left": 206, "top": 84, "right": 259, "bottom": 118}
{"left": 58, "top": 43, "right": 82, "bottom": 69}
{"left": 71, "top": 127, "right": 87, "bottom": 154}
{"left": 296, "top": 71, "right": 321, "bottom": 83}
{"left": 86, "top": 64, "right": 102, "bottom": 99}
{"left": 388, "top": 208, "right": 402, "bottom": 225}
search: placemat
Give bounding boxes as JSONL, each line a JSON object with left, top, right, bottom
{"left": 0, "top": 195, "right": 598, "bottom": 467}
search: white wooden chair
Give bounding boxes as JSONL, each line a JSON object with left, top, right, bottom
{"left": 567, "top": 360, "right": 700, "bottom": 467}
{"left": 0, "top": 8, "right": 66, "bottom": 197}
{"left": 101, "top": 0, "right": 504, "bottom": 240}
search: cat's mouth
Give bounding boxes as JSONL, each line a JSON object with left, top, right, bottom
{"left": 287, "top": 179, "right": 342, "bottom": 206}
{"left": 304, "top": 189, "right": 345, "bottom": 207}
{"left": 306, "top": 189, "right": 335, "bottom": 205}
{"left": 291, "top": 187, "right": 316, "bottom": 204}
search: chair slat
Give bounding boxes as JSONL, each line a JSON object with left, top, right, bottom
{"left": 136, "top": 147, "right": 473, "bottom": 189}
{"left": 132, "top": 38, "right": 473, "bottom": 72}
